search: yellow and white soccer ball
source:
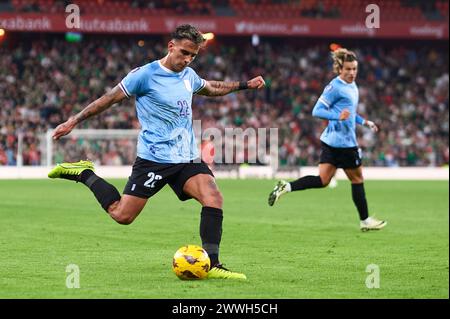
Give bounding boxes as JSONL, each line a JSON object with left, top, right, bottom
{"left": 172, "top": 245, "right": 211, "bottom": 280}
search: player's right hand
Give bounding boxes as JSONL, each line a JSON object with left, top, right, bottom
{"left": 365, "top": 120, "right": 379, "bottom": 132}
{"left": 339, "top": 109, "right": 350, "bottom": 120}
{"left": 52, "top": 118, "right": 76, "bottom": 140}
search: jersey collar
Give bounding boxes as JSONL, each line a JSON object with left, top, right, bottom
{"left": 158, "top": 60, "right": 180, "bottom": 74}
{"left": 337, "top": 76, "right": 355, "bottom": 85}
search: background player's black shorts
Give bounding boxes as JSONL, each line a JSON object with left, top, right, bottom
{"left": 123, "top": 157, "right": 214, "bottom": 201}
{"left": 319, "top": 142, "right": 362, "bottom": 169}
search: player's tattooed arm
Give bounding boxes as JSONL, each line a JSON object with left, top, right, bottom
{"left": 52, "top": 85, "right": 126, "bottom": 140}
{"left": 72, "top": 85, "right": 126, "bottom": 124}
{"left": 198, "top": 76, "right": 265, "bottom": 96}
{"left": 198, "top": 80, "right": 241, "bottom": 96}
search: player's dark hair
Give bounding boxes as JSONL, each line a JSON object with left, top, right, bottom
{"left": 171, "top": 24, "right": 205, "bottom": 45}
{"left": 332, "top": 48, "right": 357, "bottom": 74}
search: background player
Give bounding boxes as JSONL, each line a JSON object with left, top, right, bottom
{"left": 268, "top": 48, "right": 386, "bottom": 231}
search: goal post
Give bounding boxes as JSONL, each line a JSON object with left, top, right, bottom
{"left": 44, "top": 129, "right": 140, "bottom": 167}
{"left": 43, "top": 128, "right": 280, "bottom": 178}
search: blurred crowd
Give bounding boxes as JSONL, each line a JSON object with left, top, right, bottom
{"left": 0, "top": 35, "right": 448, "bottom": 167}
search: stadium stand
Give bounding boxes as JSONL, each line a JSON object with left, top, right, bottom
{"left": 0, "top": 0, "right": 448, "bottom": 167}
{"left": 0, "top": 33, "right": 448, "bottom": 167}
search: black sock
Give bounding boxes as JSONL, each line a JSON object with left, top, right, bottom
{"left": 352, "top": 183, "right": 369, "bottom": 221}
{"left": 290, "top": 175, "right": 323, "bottom": 191}
{"left": 200, "top": 206, "right": 223, "bottom": 266}
{"left": 79, "top": 170, "right": 121, "bottom": 212}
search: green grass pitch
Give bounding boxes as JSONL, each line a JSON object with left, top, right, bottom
{"left": 0, "top": 179, "right": 448, "bottom": 298}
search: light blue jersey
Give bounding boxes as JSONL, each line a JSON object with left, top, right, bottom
{"left": 119, "top": 61, "right": 206, "bottom": 163}
{"left": 312, "top": 76, "right": 365, "bottom": 148}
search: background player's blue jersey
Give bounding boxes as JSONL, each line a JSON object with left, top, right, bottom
{"left": 120, "top": 61, "right": 206, "bottom": 163}
{"left": 312, "top": 76, "right": 365, "bottom": 148}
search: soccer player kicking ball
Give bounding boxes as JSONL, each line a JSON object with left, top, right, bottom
{"left": 268, "top": 48, "right": 386, "bottom": 232}
{"left": 48, "top": 24, "right": 265, "bottom": 279}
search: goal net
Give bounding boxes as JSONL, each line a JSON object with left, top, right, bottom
{"left": 44, "top": 129, "right": 139, "bottom": 167}
{"left": 42, "top": 128, "right": 279, "bottom": 178}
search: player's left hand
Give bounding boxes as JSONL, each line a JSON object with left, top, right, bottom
{"left": 366, "top": 120, "right": 378, "bottom": 132}
{"left": 247, "top": 76, "right": 266, "bottom": 89}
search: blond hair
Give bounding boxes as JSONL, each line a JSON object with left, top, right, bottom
{"left": 332, "top": 48, "right": 357, "bottom": 74}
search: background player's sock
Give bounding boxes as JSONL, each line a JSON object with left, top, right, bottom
{"left": 200, "top": 206, "right": 223, "bottom": 266}
{"left": 352, "top": 183, "right": 369, "bottom": 220}
{"left": 79, "top": 170, "right": 121, "bottom": 211}
{"left": 290, "top": 175, "right": 323, "bottom": 191}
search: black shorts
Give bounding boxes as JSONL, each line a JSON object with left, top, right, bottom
{"left": 123, "top": 157, "right": 214, "bottom": 201}
{"left": 319, "top": 142, "right": 362, "bottom": 169}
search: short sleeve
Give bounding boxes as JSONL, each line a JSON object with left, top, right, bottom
{"left": 190, "top": 68, "right": 206, "bottom": 94}
{"left": 318, "top": 83, "right": 339, "bottom": 108}
{"left": 119, "top": 66, "right": 148, "bottom": 98}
